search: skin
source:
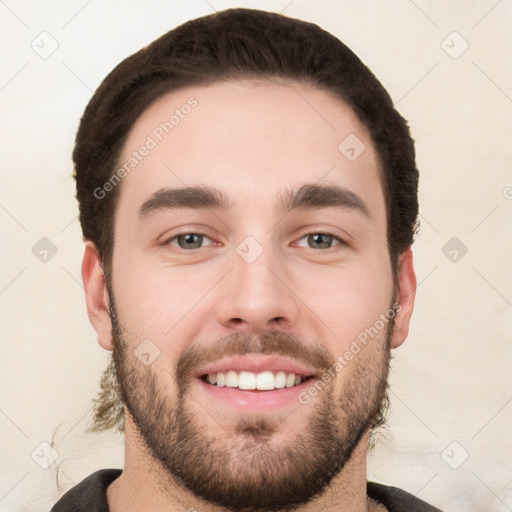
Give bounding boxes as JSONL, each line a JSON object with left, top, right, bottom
{"left": 82, "top": 78, "right": 416, "bottom": 511}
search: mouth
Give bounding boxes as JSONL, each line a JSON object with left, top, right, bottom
{"left": 193, "top": 365, "right": 318, "bottom": 414}
{"left": 200, "top": 370, "right": 313, "bottom": 392}
{"left": 191, "top": 355, "right": 319, "bottom": 412}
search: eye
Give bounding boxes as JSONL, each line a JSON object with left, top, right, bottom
{"left": 295, "top": 232, "right": 345, "bottom": 250}
{"left": 166, "top": 233, "right": 214, "bottom": 250}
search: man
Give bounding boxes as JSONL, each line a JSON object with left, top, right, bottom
{"left": 51, "top": 7, "right": 442, "bottom": 512}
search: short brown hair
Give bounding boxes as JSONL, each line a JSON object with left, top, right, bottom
{"left": 73, "top": 7, "right": 419, "bottom": 279}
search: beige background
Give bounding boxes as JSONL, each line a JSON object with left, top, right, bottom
{"left": 1, "top": 1, "right": 511, "bottom": 510}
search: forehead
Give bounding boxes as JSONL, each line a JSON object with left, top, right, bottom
{"left": 114, "top": 78, "right": 385, "bottom": 225}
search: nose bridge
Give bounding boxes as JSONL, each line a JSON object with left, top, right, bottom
{"left": 236, "top": 234, "right": 279, "bottom": 294}
{"left": 215, "top": 232, "right": 299, "bottom": 331}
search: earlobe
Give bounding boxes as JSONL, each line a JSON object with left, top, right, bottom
{"left": 81, "top": 241, "right": 114, "bottom": 351}
{"left": 390, "top": 248, "right": 416, "bottom": 349}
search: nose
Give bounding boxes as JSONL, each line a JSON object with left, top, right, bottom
{"left": 213, "top": 239, "right": 301, "bottom": 334}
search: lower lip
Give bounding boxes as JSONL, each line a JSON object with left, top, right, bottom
{"left": 194, "top": 377, "right": 315, "bottom": 413}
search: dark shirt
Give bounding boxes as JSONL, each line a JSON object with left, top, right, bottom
{"left": 50, "top": 468, "right": 443, "bottom": 511}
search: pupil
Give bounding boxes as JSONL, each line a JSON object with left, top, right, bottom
{"left": 179, "top": 234, "right": 202, "bottom": 249}
{"left": 310, "top": 234, "right": 331, "bottom": 249}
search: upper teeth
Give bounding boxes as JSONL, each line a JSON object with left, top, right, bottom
{"left": 205, "top": 371, "right": 304, "bottom": 390}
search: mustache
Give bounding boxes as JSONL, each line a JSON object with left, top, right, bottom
{"left": 175, "top": 329, "right": 334, "bottom": 385}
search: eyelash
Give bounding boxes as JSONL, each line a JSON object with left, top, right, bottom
{"left": 162, "top": 230, "right": 347, "bottom": 251}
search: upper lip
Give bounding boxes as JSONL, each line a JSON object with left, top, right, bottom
{"left": 192, "top": 355, "right": 318, "bottom": 379}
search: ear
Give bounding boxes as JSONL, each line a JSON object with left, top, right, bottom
{"left": 390, "top": 247, "right": 416, "bottom": 349}
{"left": 81, "top": 241, "right": 114, "bottom": 351}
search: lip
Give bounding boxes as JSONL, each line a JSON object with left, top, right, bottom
{"left": 194, "top": 374, "right": 316, "bottom": 412}
{"left": 191, "top": 355, "right": 318, "bottom": 379}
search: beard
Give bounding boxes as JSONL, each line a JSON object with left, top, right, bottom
{"left": 106, "top": 285, "right": 392, "bottom": 512}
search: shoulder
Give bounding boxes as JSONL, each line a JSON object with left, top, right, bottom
{"left": 50, "top": 468, "right": 122, "bottom": 512}
{"left": 367, "top": 481, "right": 444, "bottom": 512}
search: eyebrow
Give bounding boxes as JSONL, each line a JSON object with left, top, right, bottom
{"left": 276, "top": 183, "right": 370, "bottom": 218}
{"left": 138, "top": 185, "right": 234, "bottom": 219}
{"left": 138, "top": 183, "right": 370, "bottom": 220}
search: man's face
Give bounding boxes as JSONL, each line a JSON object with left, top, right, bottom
{"left": 102, "top": 79, "right": 402, "bottom": 510}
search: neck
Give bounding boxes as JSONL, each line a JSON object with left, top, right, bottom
{"left": 107, "top": 418, "right": 384, "bottom": 512}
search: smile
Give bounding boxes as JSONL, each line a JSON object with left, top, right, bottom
{"left": 192, "top": 355, "right": 318, "bottom": 410}
{"left": 201, "top": 370, "right": 308, "bottom": 391}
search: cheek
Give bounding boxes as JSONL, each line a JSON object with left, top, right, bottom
{"left": 293, "top": 258, "right": 393, "bottom": 347}
{"left": 112, "top": 256, "right": 218, "bottom": 337}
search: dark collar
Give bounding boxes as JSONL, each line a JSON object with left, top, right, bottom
{"left": 50, "top": 469, "right": 442, "bottom": 511}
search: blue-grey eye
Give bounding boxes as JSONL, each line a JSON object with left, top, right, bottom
{"left": 296, "top": 233, "right": 341, "bottom": 249}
